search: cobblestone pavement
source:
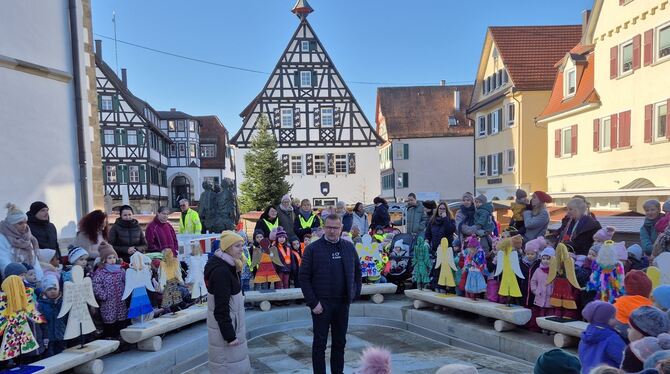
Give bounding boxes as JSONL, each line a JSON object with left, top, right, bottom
{"left": 186, "top": 325, "right": 533, "bottom": 373}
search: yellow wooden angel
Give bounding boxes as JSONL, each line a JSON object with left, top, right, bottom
{"left": 494, "top": 236, "right": 525, "bottom": 298}
{"left": 434, "top": 238, "right": 458, "bottom": 289}
{"left": 547, "top": 243, "right": 581, "bottom": 310}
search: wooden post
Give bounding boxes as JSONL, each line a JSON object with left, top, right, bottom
{"left": 259, "top": 301, "right": 272, "bottom": 312}
{"left": 137, "top": 336, "right": 163, "bottom": 352}
{"left": 413, "top": 300, "right": 431, "bottom": 309}
{"left": 73, "top": 359, "right": 104, "bottom": 374}
{"left": 371, "top": 294, "right": 384, "bottom": 304}
{"left": 554, "top": 333, "right": 579, "bottom": 348}
{"left": 493, "top": 320, "right": 516, "bottom": 332}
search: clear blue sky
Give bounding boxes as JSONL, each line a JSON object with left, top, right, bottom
{"left": 92, "top": 0, "right": 592, "bottom": 134}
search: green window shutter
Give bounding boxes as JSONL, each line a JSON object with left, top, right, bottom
{"left": 139, "top": 165, "right": 146, "bottom": 183}
{"left": 112, "top": 94, "right": 120, "bottom": 112}
{"left": 403, "top": 143, "right": 409, "bottom": 159}
{"left": 138, "top": 130, "right": 145, "bottom": 146}
{"left": 293, "top": 72, "right": 300, "bottom": 87}
{"left": 102, "top": 163, "right": 107, "bottom": 183}
{"left": 97, "top": 94, "right": 102, "bottom": 110}
{"left": 100, "top": 129, "right": 105, "bottom": 145}
{"left": 403, "top": 173, "right": 409, "bottom": 188}
{"left": 121, "top": 129, "right": 128, "bottom": 145}
{"left": 311, "top": 71, "right": 317, "bottom": 87}
{"left": 116, "top": 165, "right": 122, "bottom": 183}
{"left": 114, "top": 129, "right": 121, "bottom": 145}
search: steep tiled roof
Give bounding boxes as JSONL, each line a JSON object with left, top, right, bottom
{"left": 376, "top": 85, "right": 474, "bottom": 139}
{"left": 490, "top": 25, "right": 583, "bottom": 91}
{"left": 157, "top": 110, "right": 196, "bottom": 120}
{"left": 538, "top": 44, "right": 600, "bottom": 120}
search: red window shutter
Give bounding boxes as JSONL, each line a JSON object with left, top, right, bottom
{"left": 610, "top": 46, "right": 619, "bottom": 79}
{"left": 593, "top": 119, "right": 600, "bottom": 151}
{"left": 571, "top": 124, "right": 578, "bottom": 155}
{"left": 619, "top": 0, "right": 625, "bottom": 4}
{"left": 633, "top": 34, "right": 641, "bottom": 71}
{"left": 555, "top": 129, "right": 561, "bottom": 158}
{"left": 644, "top": 104, "right": 653, "bottom": 143}
{"left": 644, "top": 29, "right": 654, "bottom": 66}
{"left": 611, "top": 114, "right": 619, "bottom": 149}
{"left": 619, "top": 110, "right": 631, "bottom": 148}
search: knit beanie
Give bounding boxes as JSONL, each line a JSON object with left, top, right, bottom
{"left": 275, "top": 226, "right": 287, "bottom": 239}
{"left": 4, "top": 262, "right": 27, "bottom": 278}
{"left": 629, "top": 306, "right": 670, "bottom": 337}
{"left": 219, "top": 231, "right": 243, "bottom": 253}
{"left": 540, "top": 247, "right": 555, "bottom": 258}
{"left": 42, "top": 275, "right": 59, "bottom": 291}
{"left": 663, "top": 200, "right": 670, "bottom": 213}
{"left": 625, "top": 270, "right": 653, "bottom": 297}
{"left": 631, "top": 333, "right": 670, "bottom": 364}
{"left": 534, "top": 348, "right": 581, "bottom": 374}
{"left": 466, "top": 236, "right": 480, "bottom": 249}
{"left": 533, "top": 191, "right": 552, "bottom": 204}
{"left": 515, "top": 189, "right": 528, "bottom": 200}
{"left": 4, "top": 203, "right": 27, "bottom": 225}
{"left": 37, "top": 248, "right": 57, "bottom": 263}
{"left": 67, "top": 246, "right": 88, "bottom": 264}
{"left": 628, "top": 244, "right": 643, "bottom": 261}
{"left": 475, "top": 194, "right": 487, "bottom": 204}
{"left": 644, "top": 349, "right": 670, "bottom": 370}
{"left": 28, "top": 201, "right": 48, "bottom": 217}
{"left": 593, "top": 226, "right": 615, "bottom": 242}
{"left": 652, "top": 285, "right": 670, "bottom": 310}
{"left": 462, "top": 192, "right": 474, "bottom": 201}
{"left": 525, "top": 237, "right": 547, "bottom": 254}
{"left": 582, "top": 300, "right": 616, "bottom": 324}
{"left": 357, "top": 346, "right": 392, "bottom": 374}
{"left": 435, "top": 364, "right": 479, "bottom": 374}
{"left": 97, "top": 242, "right": 117, "bottom": 262}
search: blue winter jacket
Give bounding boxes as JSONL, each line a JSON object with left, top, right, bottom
{"left": 37, "top": 296, "right": 66, "bottom": 341}
{"left": 578, "top": 322, "right": 626, "bottom": 374}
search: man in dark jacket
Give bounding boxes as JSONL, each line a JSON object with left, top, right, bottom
{"left": 299, "top": 214, "right": 362, "bottom": 374}
{"left": 26, "top": 201, "right": 59, "bottom": 250}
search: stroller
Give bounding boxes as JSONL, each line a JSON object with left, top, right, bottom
{"left": 385, "top": 233, "right": 415, "bottom": 290}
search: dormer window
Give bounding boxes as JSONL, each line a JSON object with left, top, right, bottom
{"left": 564, "top": 67, "right": 576, "bottom": 98}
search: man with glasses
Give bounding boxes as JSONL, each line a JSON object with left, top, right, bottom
{"left": 178, "top": 199, "right": 202, "bottom": 234}
{"left": 299, "top": 215, "right": 362, "bottom": 374}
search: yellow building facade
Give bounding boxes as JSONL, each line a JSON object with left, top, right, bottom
{"left": 538, "top": 1, "right": 670, "bottom": 212}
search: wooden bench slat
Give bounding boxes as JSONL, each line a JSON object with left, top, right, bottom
{"left": 32, "top": 339, "right": 119, "bottom": 374}
{"left": 120, "top": 305, "right": 207, "bottom": 344}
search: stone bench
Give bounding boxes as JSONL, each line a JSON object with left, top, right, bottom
{"left": 536, "top": 316, "right": 588, "bottom": 348}
{"left": 404, "top": 289, "right": 532, "bottom": 332}
{"left": 245, "top": 284, "right": 398, "bottom": 311}
{"left": 120, "top": 305, "right": 207, "bottom": 351}
{"left": 32, "top": 339, "right": 119, "bottom": 374}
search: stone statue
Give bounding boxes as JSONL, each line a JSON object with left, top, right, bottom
{"left": 199, "top": 179, "right": 239, "bottom": 234}
{"left": 198, "top": 180, "right": 214, "bottom": 233}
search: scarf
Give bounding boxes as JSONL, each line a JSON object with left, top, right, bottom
{"left": 0, "top": 220, "right": 38, "bottom": 265}
{"left": 214, "top": 249, "right": 243, "bottom": 272}
{"left": 299, "top": 210, "right": 311, "bottom": 220}
{"left": 460, "top": 205, "right": 475, "bottom": 225}
{"left": 104, "top": 264, "right": 123, "bottom": 273}
{"left": 279, "top": 203, "right": 293, "bottom": 213}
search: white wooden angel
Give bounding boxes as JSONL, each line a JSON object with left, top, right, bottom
{"left": 122, "top": 252, "right": 155, "bottom": 324}
{"left": 435, "top": 238, "right": 458, "bottom": 290}
{"left": 355, "top": 235, "right": 383, "bottom": 279}
{"left": 58, "top": 265, "right": 98, "bottom": 340}
{"left": 494, "top": 236, "right": 525, "bottom": 300}
{"left": 653, "top": 252, "right": 670, "bottom": 285}
{"left": 185, "top": 243, "right": 207, "bottom": 300}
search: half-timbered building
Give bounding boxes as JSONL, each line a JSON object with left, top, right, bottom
{"left": 231, "top": 0, "right": 382, "bottom": 207}
{"left": 95, "top": 42, "right": 171, "bottom": 213}
{"left": 196, "top": 115, "right": 236, "bottom": 186}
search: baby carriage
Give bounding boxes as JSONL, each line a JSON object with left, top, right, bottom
{"left": 385, "top": 233, "right": 415, "bottom": 289}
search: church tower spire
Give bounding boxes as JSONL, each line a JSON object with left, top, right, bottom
{"left": 291, "top": 0, "right": 313, "bottom": 19}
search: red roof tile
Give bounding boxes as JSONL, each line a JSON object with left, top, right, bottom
{"left": 490, "top": 25, "right": 583, "bottom": 91}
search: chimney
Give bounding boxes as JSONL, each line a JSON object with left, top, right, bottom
{"left": 121, "top": 68, "right": 127, "bottom": 88}
{"left": 581, "top": 10, "right": 591, "bottom": 41}
{"left": 170, "top": 108, "right": 176, "bottom": 112}
{"left": 439, "top": 80, "right": 446, "bottom": 86}
{"left": 95, "top": 39, "right": 102, "bottom": 59}
{"left": 454, "top": 90, "right": 461, "bottom": 111}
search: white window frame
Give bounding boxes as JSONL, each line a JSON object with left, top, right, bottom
{"left": 168, "top": 121, "right": 176, "bottom": 131}
{"left": 189, "top": 121, "right": 196, "bottom": 132}
{"left": 491, "top": 153, "right": 499, "bottom": 176}
{"left": 106, "top": 165, "right": 117, "bottom": 183}
{"left": 393, "top": 143, "right": 407, "bottom": 160}
{"left": 491, "top": 110, "right": 499, "bottom": 134}
{"left": 200, "top": 144, "right": 216, "bottom": 158}
{"left": 301, "top": 40, "right": 310, "bottom": 51}
{"left": 477, "top": 116, "right": 486, "bottom": 137}
{"left": 506, "top": 149, "right": 515, "bottom": 172}
{"left": 290, "top": 155, "right": 303, "bottom": 175}
{"left": 620, "top": 40, "right": 634, "bottom": 76}
{"left": 127, "top": 129, "right": 137, "bottom": 145}
{"left": 478, "top": 156, "right": 486, "bottom": 177}
{"left": 564, "top": 67, "right": 576, "bottom": 98}
{"left": 177, "top": 120, "right": 185, "bottom": 132}
{"left": 101, "top": 96, "right": 113, "bottom": 111}
{"left": 448, "top": 116, "right": 457, "bottom": 126}
{"left": 561, "top": 127, "right": 573, "bottom": 157}
{"left": 160, "top": 120, "right": 167, "bottom": 130}
{"left": 654, "top": 101, "right": 668, "bottom": 142}
{"left": 657, "top": 22, "right": 670, "bottom": 63}
{"left": 600, "top": 117, "right": 611, "bottom": 151}
{"left": 300, "top": 71, "right": 312, "bottom": 87}
{"left": 321, "top": 107, "right": 334, "bottom": 127}
{"left": 506, "top": 103, "right": 515, "bottom": 127}
{"left": 129, "top": 165, "right": 139, "bottom": 183}
{"left": 281, "top": 108, "right": 294, "bottom": 128}
{"left": 334, "top": 154, "right": 348, "bottom": 174}
{"left": 103, "top": 129, "right": 114, "bottom": 145}
{"left": 314, "top": 154, "right": 326, "bottom": 174}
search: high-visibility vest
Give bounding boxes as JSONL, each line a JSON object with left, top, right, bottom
{"left": 263, "top": 218, "right": 279, "bottom": 232}
{"left": 298, "top": 214, "right": 317, "bottom": 229}
{"left": 277, "top": 244, "right": 291, "bottom": 265}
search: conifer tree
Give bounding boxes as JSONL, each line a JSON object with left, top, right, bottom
{"left": 239, "top": 115, "right": 292, "bottom": 212}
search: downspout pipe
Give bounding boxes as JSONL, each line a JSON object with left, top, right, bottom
{"left": 69, "top": 0, "right": 90, "bottom": 216}
{"left": 511, "top": 88, "right": 522, "bottom": 191}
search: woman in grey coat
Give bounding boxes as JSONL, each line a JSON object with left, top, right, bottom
{"left": 204, "top": 231, "right": 251, "bottom": 373}
{"left": 522, "top": 191, "right": 552, "bottom": 242}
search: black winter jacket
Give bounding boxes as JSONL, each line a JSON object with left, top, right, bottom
{"left": 293, "top": 211, "right": 321, "bottom": 241}
{"left": 27, "top": 213, "right": 59, "bottom": 250}
{"left": 370, "top": 203, "right": 390, "bottom": 230}
{"left": 108, "top": 218, "right": 147, "bottom": 261}
{"left": 204, "top": 255, "right": 241, "bottom": 343}
{"left": 299, "top": 237, "right": 362, "bottom": 309}
{"left": 425, "top": 216, "right": 456, "bottom": 252}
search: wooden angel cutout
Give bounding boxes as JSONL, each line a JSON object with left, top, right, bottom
{"left": 185, "top": 244, "right": 208, "bottom": 301}
{"left": 122, "top": 252, "right": 155, "bottom": 324}
{"left": 494, "top": 236, "right": 525, "bottom": 300}
{"left": 435, "top": 238, "right": 458, "bottom": 289}
{"left": 355, "top": 234, "right": 382, "bottom": 279}
{"left": 159, "top": 249, "right": 183, "bottom": 311}
{"left": 547, "top": 243, "right": 581, "bottom": 310}
{"left": 58, "top": 265, "right": 98, "bottom": 341}
{"left": 412, "top": 237, "right": 432, "bottom": 289}
{"left": 0, "top": 276, "right": 45, "bottom": 361}
{"left": 653, "top": 252, "right": 670, "bottom": 285}
{"left": 586, "top": 240, "right": 625, "bottom": 303}
{"left": 250, "top": 238, "right": 282, "bottom": 285}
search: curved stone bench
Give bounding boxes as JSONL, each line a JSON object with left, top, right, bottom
{"left": 32, "top": 339, "right": 119, "bottom": 374}
{"left": 536, "top": 316, "right": 587, "bottom": 348}
{"left": 120, "top": 305, "right": 207, "bottom": 351}
{"left": 404, "top": 289, "right": 532, "bottom": 332}
{"left": 245, "top": 284, "right": 397, "bottom": 311}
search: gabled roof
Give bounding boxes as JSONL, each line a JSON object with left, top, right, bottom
{"left": 157, "top": 110, "right": 197, "bottom": 120}
{"left": 95, "top": 55, "right": 171, "bottom": 142}
{"left": 376, "top": 85, "right": 474, "bottom": 139}
{"left": 489, "top": 25, "right": 583, "bottom": 91}
{"left": 537, "top": 44, "right": 600, "bottom": 121}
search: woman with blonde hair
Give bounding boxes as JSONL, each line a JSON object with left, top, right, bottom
{"left": 204, "top": 231, "right": 251, "bottom": 373}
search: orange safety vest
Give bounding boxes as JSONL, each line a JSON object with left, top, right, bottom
{"left": 291, "top": 249, "right": 302, "bottom": 266}
{"left": 277, "top": 244, "right": 291, "bottom": 265}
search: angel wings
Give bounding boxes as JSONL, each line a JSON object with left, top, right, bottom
{"left": 58, "top": 265, "right": 98, "bottom": 340}
{"left": 434, "top": 238, "right": 458, "bottom": 288}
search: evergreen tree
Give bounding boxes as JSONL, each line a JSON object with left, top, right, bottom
{"left": 239, "top": 115, "right": 292, "bottom": 212}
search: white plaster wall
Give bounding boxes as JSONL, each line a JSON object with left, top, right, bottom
{"left": 235, "top": 147, "right": 380, "bottom": 205}
{"left": 168, "top": 167, "right": 202, "bottom": 200}
{"left": 393, "top": 137, "right": 474, "bottom": 201}
{"left": 0, "top": 0, "right": 86, "bottom": 239}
